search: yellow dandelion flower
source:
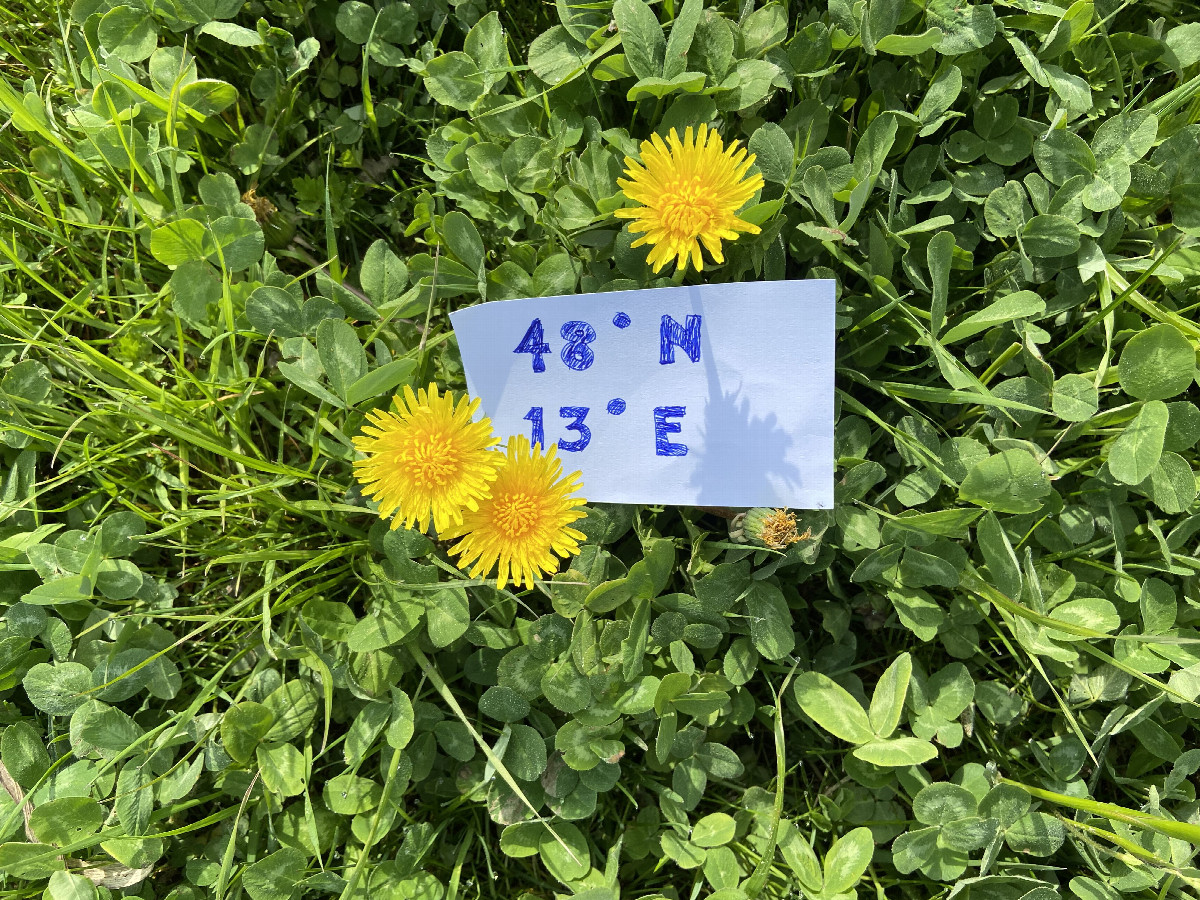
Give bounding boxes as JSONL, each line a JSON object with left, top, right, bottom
{"left": 445, "top": 434, "right": 587, "bottom": 591}
{"left": 353, "top": 383, "right": 503, "bottom": 533}
{"left": 614, "top": 124, "right": 765, "bottom": 274}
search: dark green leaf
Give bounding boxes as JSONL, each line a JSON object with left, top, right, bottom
{"left": 794, "top": 672, "right": 873, "bottom": 744}
{"left": 1108, "top": 401, "right": 1169, "bottom": 485}
{"left": 1118, "top": 324, "right": 1197, "bottom": 401}
{"left": 614, "top": 0, "right": 664, "bottom": 80}
{"left": 959, "top": 450, "right": 1051, "bottom": 514}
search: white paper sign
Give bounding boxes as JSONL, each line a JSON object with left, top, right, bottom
{"left": 449, "top": 279, "right": 835, "bottom": 508}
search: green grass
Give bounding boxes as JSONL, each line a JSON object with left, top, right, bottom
{"left": 3, "top": 0, "right": 1200, "bottom": 898}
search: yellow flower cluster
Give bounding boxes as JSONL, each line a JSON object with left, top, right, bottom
{"left": 353, "top": 384, "right": 587, "bottom": 590}
{"left": 615, "top": 124, "right": 765, "bottom": 274}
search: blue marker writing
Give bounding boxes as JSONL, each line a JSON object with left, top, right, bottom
{"left": 558, "top": 407, "right": 591, "bottom": 452}
{"left": 654, "top": 406, "right": 687, "bottom": 456}
{"left": 659, "top": 314, "right": 702, "bottom": 365}
{"left": 515, "top": 320, "right": 551, "bottom": 373}
{"left": 560, "top": 321, "right": 597, "bottom": 371}
{"left": 524, "top": 406, "right": 544, "bottom": 448}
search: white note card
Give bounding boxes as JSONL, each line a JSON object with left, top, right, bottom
{"left": 449, "top": 279, "right": 835, "bottom": 508}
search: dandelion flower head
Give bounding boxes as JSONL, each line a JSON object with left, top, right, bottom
{"left": 445, "top": 434, "right": 587, "bottom": 590}
{"left": 760, "top": 509, "right": 805, "bottom": 550}
{"left": 353, "top": 383, "right": 503, "bottom": 533}
{"left": 614, "top": 124, "right": 765, "bottom": 274}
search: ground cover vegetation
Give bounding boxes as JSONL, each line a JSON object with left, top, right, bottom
{"left": 2, "top": 0, "right": 1200, "bottom": 897}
